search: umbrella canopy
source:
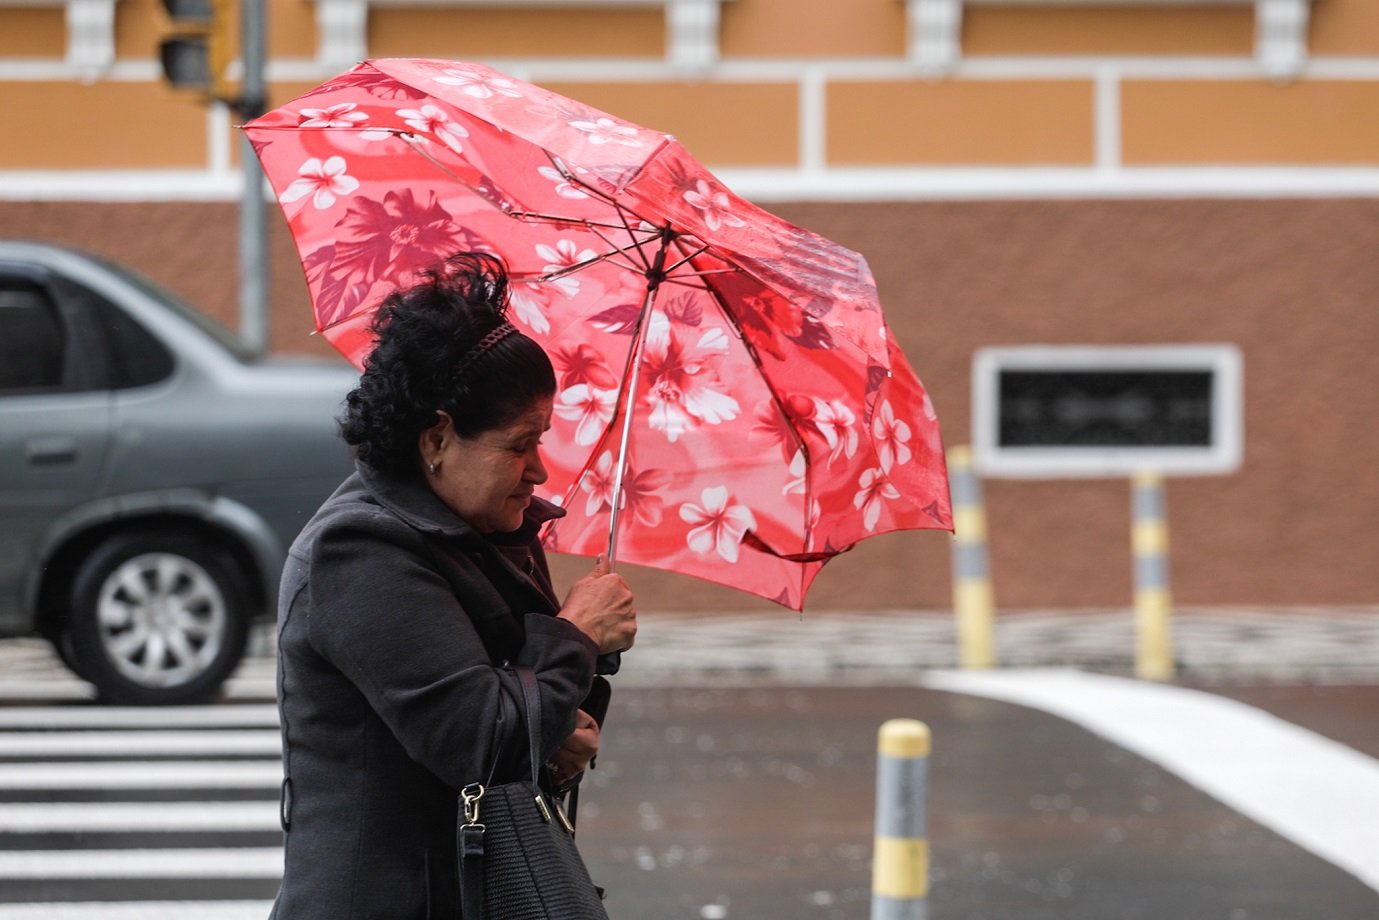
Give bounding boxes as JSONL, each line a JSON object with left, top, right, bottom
{"left": 244, "top": 58, "right": 951, "bottom": 609}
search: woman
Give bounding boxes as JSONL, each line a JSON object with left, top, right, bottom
{"left": 270, "top": 253, "right": 636, "bottom": 919}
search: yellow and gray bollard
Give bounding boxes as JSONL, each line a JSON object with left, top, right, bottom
{"left": 947, "top": 446, "right": 996, "bottom": 668}
{"left": 871, "top": 719, "right": 930, "bottom": 920}
{"left": 1132, "top": 470, "right": 1173, "bottom": 681}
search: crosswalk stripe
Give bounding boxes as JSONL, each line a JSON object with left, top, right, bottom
{"left": 0, "top": 902, "right": 275, "bottom": 920}
{"left": 0, "top": 848, "right": 283, "bottom": 878}
{"left": 0, "top": 802, "right": 280, "bottom": 832}
{"left": 0, "top": 731, "right": 281, "bottom": 758}
{"left": 0, "top": 760, "right": 281, "bottom": 790}
{"left": 0, "top": 707, "right": 279, "bottom": 730}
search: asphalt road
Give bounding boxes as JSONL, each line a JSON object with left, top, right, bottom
{"left": 1, "top": 623, "right": 1377, "bottom": 920}
{"left": 578, "top": 682, "right": 1379, "bottom": 920}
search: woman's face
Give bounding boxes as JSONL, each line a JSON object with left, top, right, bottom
{"left": 421, "top": 396, "right": 553, "bottom": 534}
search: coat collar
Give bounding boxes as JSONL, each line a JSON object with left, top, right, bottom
{"left": 353, "top": 461, "right": 565, "bottom": 545}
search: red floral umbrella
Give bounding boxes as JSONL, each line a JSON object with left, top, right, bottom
{"left": 244, "top": 58, "right": 952, "bottom": 610}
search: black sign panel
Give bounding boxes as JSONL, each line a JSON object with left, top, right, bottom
{"left": 997, "top": 370, "right": 1214, "bottom": 448}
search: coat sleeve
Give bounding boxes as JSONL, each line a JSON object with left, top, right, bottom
{"left": 303, "top": 511, "right": 599, "bottom": 788}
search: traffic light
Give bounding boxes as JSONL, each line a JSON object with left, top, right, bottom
{"left": 158, "top": 0, "right": 233, "bottom": 101}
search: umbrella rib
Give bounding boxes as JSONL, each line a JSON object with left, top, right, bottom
{"left": 667, "top": 235, "right": 820, "bottom": 560}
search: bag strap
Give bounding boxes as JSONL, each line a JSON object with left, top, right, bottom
{"left": 457, "top": 666, "right": 551, "bottom": 920}
{"left": 514, "top": 666, "right": 544, "bottom": 792}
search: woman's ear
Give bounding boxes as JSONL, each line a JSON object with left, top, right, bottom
{"left": 418, "top": 411, "right": 455, "bottom": 465}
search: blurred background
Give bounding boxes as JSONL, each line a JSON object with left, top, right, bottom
{"left": 3, "top": 0, "right": 1377, "bottom": 614}
{"left": 1, "top": 4, "right": 1378, "bottom": 919}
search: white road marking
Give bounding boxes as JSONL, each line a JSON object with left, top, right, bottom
{"left": 0, "top": 706, "right": 279, "bottom": 730}
{"left": 0, "top": 848, "right": 282, "bottom": 878}
{"left": 0, "top": 802, "right": 279, "bottom": 832}
{"left": 0, "top": 903, "right": 275, "bottom": 920}
{"left": 924, "top": 668, "right": 1379, "bottom": 892}
{"left": 0, "top": 760, "right": 280, "bottom": 790}
{"left": 0, "top": 731, "right": 280, "bottom": 758}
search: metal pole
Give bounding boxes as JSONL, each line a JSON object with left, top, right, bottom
{"left": 238, "top": 0, "right": 269, "bottom": 356}
{"left": 1132, "top": 470, "right": 1174, "bottom": 680}
{"left": 948, "top": 445, "right": 996, "bottom": 668}
{"left": 871, "top": 719, "right": 929, "bottom": 920}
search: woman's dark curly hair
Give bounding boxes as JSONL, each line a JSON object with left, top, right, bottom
{"left": 340, "top": 252, "right": 556, "bottom": 478}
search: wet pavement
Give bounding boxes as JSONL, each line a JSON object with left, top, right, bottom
{"left": 578, "top": 682, "right": 1379, "bottom": 920}
{"left": 0, "top": 608, "right": 1375, "bottom": 919}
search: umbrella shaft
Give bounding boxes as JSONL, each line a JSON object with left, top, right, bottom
{"left": 605, "top": 280, "right": 661, "bottom": 567}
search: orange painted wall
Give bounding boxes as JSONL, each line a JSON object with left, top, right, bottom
{"left": 369, "top": 8, "right": 664, "bottom": 59}
{"left": 721, "top": 0, "right": 906, "bottom": 57}
{"left": 540, "top": 80, "right": 799, "bottom": 166}
{"left": 0, "top": 82, "right": 207, "bottom": 169}
{"left": 0, "top": 8, "right": 64, "bottom": 58}
{"left": 1123, "top": 80, "right": 1379, "bottom": 165}
{"left": 828, "top": 80, "right": 1094, "bottom": 165}
{"left": 963, "top": 6, "right": 1253, "bottom": 56}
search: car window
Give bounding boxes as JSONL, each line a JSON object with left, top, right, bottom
{"left": 0, "top": 281, "right": 66, "bottom": 393}
{"left": 85, "top": 287, "right": 176, "bottom": 389}
{"left": 90, "top": 256, "right": 255, "bottom": 363}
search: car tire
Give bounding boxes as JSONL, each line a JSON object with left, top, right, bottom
{"left": 65, "top": 530, "right": 252, "bottom": 705}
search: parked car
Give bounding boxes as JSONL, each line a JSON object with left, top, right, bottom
{"left": 0, "top": 240, "right": 357, "bottom": 704}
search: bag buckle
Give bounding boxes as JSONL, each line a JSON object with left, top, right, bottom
{"left": 461, "top": 783, "right": 485, "bottom": 825}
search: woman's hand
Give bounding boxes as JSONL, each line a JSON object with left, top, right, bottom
{"left": 548, "top": 709, "right": 599, "bottom": 785}
{"left": 558, "top": 555, "right": 636, "bottom": 654}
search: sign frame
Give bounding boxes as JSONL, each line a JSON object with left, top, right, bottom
{"left": 971, "top": 344, "right": 1243, "bottom": 478}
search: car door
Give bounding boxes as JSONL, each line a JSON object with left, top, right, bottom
{"left": 0, "top": 264, "right": 113, "bottom": 633}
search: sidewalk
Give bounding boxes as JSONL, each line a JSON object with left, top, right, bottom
{"left": 607, "top": 605, "right": 1379, "bottom": 685}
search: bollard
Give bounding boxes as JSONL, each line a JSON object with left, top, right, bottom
{"left": 871, "top": 719, "right": 929, "bottom": 920}
{"left": 947, "top": 445, "right": 996, "bottom": 668}
{"left": 1132, "top": 470, "right": 1174, "bottom": 681}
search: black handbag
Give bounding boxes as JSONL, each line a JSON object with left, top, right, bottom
{"left": 457, "top": 666, "right": 609, "bottom": 920}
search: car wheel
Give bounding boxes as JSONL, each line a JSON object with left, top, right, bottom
{"left": 65, "top": 530, "right": 252, "bottom": 705}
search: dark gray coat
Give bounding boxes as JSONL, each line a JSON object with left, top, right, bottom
{"left": 269, "top": 464, "right": 601, "bottom": 920}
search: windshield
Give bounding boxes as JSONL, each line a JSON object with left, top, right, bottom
{"left": 91, "top": 254, "right": 258, "bottom": 363}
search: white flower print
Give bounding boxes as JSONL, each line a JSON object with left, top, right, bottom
{"left": 536, "top": 239, "right": 598, "bottom": 297}
{"left": 580, "top": 451, "right": 618, "bottom": 518}
{"left": 435, "top": 68, "right": 524, "bottom": 100}
{"left": 297, "top": 102, "right": 367, "bottom": 128}
{"left": 569, "top": 117, "right": 643, "bottom": 148}
{"left": 280, "top": 156, "right": 358, "bottom": 210}
{"left": 679, "top": 486, "right": 756, "bottom": 563}
{"left": 813, "top": 399, "right": 858, "bottom": 466}
{"left": 682, "top": 179, "right": 745, "bottom": 232}
{"left": 783, "top": 449, "right": 807, "bottom": 496}
{"left": 537, "top": 163, "right": 590, "bottom": 200}
{"left": 555, "top": 384, "right": 618, "bottom": 447}
{"left": 642, "top": 317, "right": 741, "bottom": 443}
{"left": 872, "top": 400, "right": 913, "bottom": 473}
{"left": 397, "top": 105, "right": 469, "bottom": 154}
{"left": 509, "top": 286, "right": 551, "bottom": 335}
{"left": 854, "top": 468, "right": 900, "bottom": 532}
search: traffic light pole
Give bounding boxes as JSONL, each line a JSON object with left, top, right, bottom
{"left": 237, "top": 0, "right": 269, "bottom": 357}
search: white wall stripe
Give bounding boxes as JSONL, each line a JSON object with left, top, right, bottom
{"left": 0, "top": 903, "right": 274, "bottom": 920}
{"left": 1094, "top": 65, "right": 1121, "bottom": 172}
{"left": 0, "top": 706, "right": 278, "bottom": 730}
{"left": 799, "top": 65, "right": 826, "bottom": 176}
{"left": 0, "top": 731, "right": 281, "bottom": 758}
{"left": 922, "top": 669, "right": 1379, "bottom": 893}
{"left": 0, "top": 848, "right": 283, "bottom": 878}
{"left": 3, "top": 53, "right": 1379, "bottom": 84}
{"left": 0, "top": 761, "right": 280, "bottom": 790}
{"left": 2, "top": 167, "right": 1377, "bottom": 204}
{"left": 0, "top": 802, "right": 280, "bottom": 833}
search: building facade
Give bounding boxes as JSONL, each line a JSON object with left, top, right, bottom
{"left": 2, "top": 0, "right": 1377, "bottom": 613}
